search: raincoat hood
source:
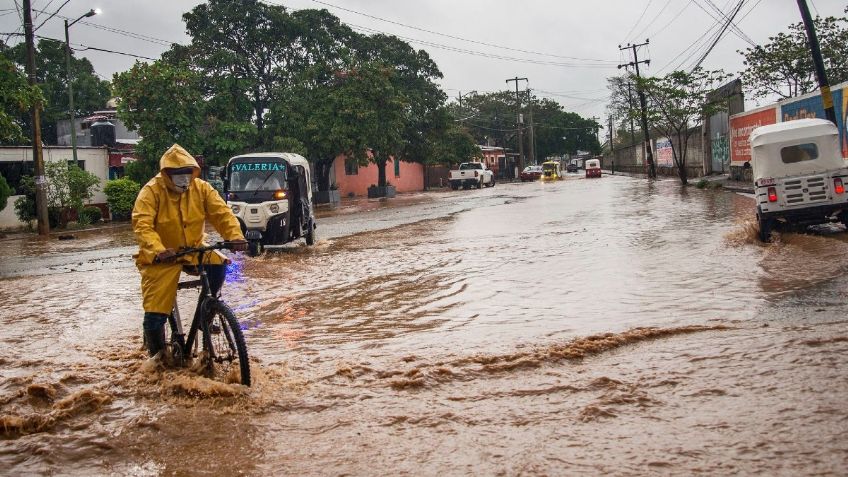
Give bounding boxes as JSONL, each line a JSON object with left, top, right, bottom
{"left": 159, "top": 144, "right": 201, "bottom": 192}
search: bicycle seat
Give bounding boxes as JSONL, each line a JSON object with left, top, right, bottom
{"left": 177, "top": 280, "right": 202, "bottom": 290}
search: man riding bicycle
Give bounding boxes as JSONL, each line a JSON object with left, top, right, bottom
{"left": 132, "top": 144, "right": 248, "bottom": 358}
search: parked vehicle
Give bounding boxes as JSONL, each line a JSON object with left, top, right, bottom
{"left": 450, "top": 162, "right": 495, "bottom": 189}
{"left": 751, "top": 118, "right": 848, "bottom": 242}
{"left": 585, "top": 159, "right": 602, "bottom": 178}
{"left": 520, "top": 165, "right": 543, "bottom": 182}
{"left": 566, "top": 160, "right": 579, "bottom": 173}
{"left": 541, "top": 160, "right": 563, "bottom": 181}
{"left": 224, "top": 153, "right": 316, "bottom": 256}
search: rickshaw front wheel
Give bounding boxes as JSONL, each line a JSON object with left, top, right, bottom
{"left": 248, "top": 240, "right": 263, "bottom": 257}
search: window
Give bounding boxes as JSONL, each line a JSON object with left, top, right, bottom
{"left": 0, "top": 161, "right": 35, "bottom": 192}
{"left": 345, "top": 160, "right": 358, "bottom": 175}
{"left": 780, "top": 143, "right": 819, "bottom": 164}
{"left": 67, "top": 160, "right": 85, "bottom": 170}
{"left": 394, "top": 158, "right": 400, "bottom": 177}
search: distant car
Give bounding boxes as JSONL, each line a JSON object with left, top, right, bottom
{"left": 520, "top": 165, "right": 543, "bottom": 182}
{"left": 566, "top": 162, "right": 579, "bottom": 173}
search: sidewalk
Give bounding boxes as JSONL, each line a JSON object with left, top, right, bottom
{"left": 699, "top": 173, "right": 754, "bottom": 194}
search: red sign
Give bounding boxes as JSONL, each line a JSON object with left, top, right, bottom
{"left": 730, "top": 108, "right": 778, "bottom": 165}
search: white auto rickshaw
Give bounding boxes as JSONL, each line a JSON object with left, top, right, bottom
{"left": 585, "top": 159, "right": 602, "bottom": 178}
{"left": 224, "top": 153, "right": 316, "bottom": 256}
{"left": 751, "top": 118, "right": 848, "bottom": 242}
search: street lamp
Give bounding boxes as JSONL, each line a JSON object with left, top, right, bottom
{"left": 65, "top": 8, "right": 100, "bottom": 165}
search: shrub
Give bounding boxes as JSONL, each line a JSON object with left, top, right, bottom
{"left": 695, "top": 179, "right": 709, "bottom": 189}
{"left": 79, "top": 206, "right": 102, "bottom": 225}
{"left": 0, "top": 172, "right": 11, "bottom": 212}
{"left": 104, "top": 178, "right": 141, "bottom": 220}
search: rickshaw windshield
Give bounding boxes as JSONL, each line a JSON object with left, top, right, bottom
{"left": 228, "top": 161, "right": 288, "bottom": 192}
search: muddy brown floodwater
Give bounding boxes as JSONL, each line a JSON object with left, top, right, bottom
{"left": 2, "top": 176, "right": 848, "bottom": 475}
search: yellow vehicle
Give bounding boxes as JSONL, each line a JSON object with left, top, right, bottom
{"left": 541, "top": 160, "right": 563, "bottom": 181}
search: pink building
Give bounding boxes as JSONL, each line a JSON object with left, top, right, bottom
{"left": 332, "top": 154, "right": 424, "bottom": 197}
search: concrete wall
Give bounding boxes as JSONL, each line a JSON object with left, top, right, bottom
{"left": 0, "top": 147, "right": 110, "bottom": 229}
{"left": 332, "top": 155, "right": 424, "bottom": 197}
{"left": 606, "top": 129, "right": 704, "bottom": 179}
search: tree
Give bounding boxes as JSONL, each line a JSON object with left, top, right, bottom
{"left": 104, "top": 178, "right": 141, "bottom": 220}
{"left": 739, "top": 12, "right": 848, "bottom": 101}
{"left": 44, "top": 161, "right": 100, "bottom": 224}
{"left": 0, "top": 53, "right": 43, "bottom": 145}
{"left": 113, "top": 61, "right": 206, "bottom": 183}
{"left": 0, "top": 172, "right": 12, "bottom": 212}
{"left": 3, "top": 39, "right": 110, "bottom": 144}
{"left": 638, "top": 68, "right": 730, "bottom": 185}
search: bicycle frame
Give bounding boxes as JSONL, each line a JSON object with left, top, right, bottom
{"left": 168, "top": 249, "right": 221, "bottom": 364}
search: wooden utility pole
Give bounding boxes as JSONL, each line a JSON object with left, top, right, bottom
{"left": 23, "top": 0, "right": 50, "bottom": 235}
{"left": 506, "top": 76, "right": 528, "bottom": 172}
{"left": 619, "top": 40, "right": 656, "bottom": 179}
{"left": 797, "top": 0, "right": 837, "bottom": 124}
{"left": 527, "top": 89, "right": 536, "bottom": 165}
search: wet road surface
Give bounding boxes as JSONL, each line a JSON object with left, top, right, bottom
{"left": 2, "top": 174, "right": 848, "bottom": 475}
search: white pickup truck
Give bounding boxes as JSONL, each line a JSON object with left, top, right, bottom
{"left": 449, "top": 162, "right": 495, "bottom": 189}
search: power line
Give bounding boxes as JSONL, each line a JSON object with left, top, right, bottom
{"left": 623, "top": 0, "right": 655, "bottom": 43}
{"left": 31, "top": 8, "right": 175, "bottom": 46}
{"left": 32, "top": 0, "right": 69, "bottom": 32}
{"left": 689, "top": 0, "right": 746, "bottom": 71}
{"left": 632, "top": 0, "right": 674, "bottom": 41}
{"left": 4, "top": 32, "right": 158, "bottom": 60}
{"left": 646, "top": 0, "right": 693, "bottom": 40}
{"left": 349, "top": 23, "right": 616, "bottom": 69}
{"left": 694, "top": 0, "right": 755, "bottom": 46}
{"left": 297, "top": 0, "right": 618, "bottom": 64}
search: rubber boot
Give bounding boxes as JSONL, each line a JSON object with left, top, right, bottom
{"left": 144, "top": 326, "right": 166, "bottom": 357}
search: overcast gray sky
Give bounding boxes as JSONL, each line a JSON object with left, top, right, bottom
{"left": 3, "top": 0, "right": 846, "bottom": 122}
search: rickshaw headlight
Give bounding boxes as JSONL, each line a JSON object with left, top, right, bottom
{"left": 273, "top": 189, "right": 287, "bottom": 200}
{"left": 231, "top": 205, "right": 241, "bottom": 214}
{"left": 269, "top": 204, "right": 280, "bottom": 214}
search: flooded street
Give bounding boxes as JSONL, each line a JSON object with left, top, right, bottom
{"left": 2, "top": 175, "right": 848, "bottom": 475}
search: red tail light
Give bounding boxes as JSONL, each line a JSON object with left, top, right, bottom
{"left": 835, "top": 178, "right": 845, "bottom": 194}
{"left": 767, "top": 186, "right": 778, "bottom": 202}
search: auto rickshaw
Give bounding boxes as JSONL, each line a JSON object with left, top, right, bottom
{"left": 541, "top": 160, "right": 563, "bottom": 181}
{"left": 224, "top": 153, "right": 316, "bottom": 256}
{"left": 585, "top": 159, "right": 602, "bottom": 178}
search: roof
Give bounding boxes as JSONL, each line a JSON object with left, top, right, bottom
{"left": 750, "top": 118, "right": 838, "bottom": 148}
{"left": 228, "top": 152, "right": 310, "bottom": 169}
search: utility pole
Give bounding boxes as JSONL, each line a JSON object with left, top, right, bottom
{"left": 527, "top": 89, "right": 536, "bottom": 165}
{"left": 506, "top": 76, "right": 528, "bottom": 172}
{"left": 626, "top": 80, "right": 636, "bottom": 145}
{"left": 609, "top": 114, "right": 615, "bottom": 174}
{"left": 23, "top": 0, "right": 49, "bottom": 236}
{"left": 590, "top": 116, "right": 601, "bottom": 145}
{"left": 619, "top": 40, "right": 656, "bottom": 179}
{"left": 797, "top": 0, "right": 837, "bottom": 124}
{"left": 457, "top": 90, "right": 477, "bottom": 112}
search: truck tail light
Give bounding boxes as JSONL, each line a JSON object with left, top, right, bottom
{"left": 835, "top": 178, "right": 845, "bottom": 194}
{"left": 767, "top": 186, "right": 778, "bottom": 202}
{"left": 475, "top": 171, "right": 479, "bottom": 177}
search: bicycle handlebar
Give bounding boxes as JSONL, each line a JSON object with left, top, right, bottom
{"left": 153, "top": 241, "right": 240, "bottom": 263}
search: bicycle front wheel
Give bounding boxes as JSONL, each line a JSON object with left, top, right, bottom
{"left": 201, "top": 300, "right": 251, "bottom": 386}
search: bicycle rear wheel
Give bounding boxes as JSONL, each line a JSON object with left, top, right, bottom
{"left": 200, "top": 300, "right": 251, "bottom": 386}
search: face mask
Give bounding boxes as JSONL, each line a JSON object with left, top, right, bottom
{"left": 170, "top": 173, "right": 193, "bottom": 192}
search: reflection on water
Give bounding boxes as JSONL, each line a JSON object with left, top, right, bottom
{"left": 2, "top": 177, "right": 848, "bottom": 474}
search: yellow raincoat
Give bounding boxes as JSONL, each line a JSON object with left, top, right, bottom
{"left": 132, "top": 144, "right": 244, "bottom": 314}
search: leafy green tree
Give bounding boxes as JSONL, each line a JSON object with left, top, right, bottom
{"left": 44, "top": 161, "right": 100, "bottom": 224}
{"left": 739, "top": 12, "right": 848, "bottom": 100}
{"left": 638, "top": 68, "right": 730, "bottom": 184}
{"left": 0, "top": 53, "right": 43, "bottom": 145}
{"left": 3, "top": 39, "right": 110, "bottom": 144}
{"left": 0, "top": 172, "right": 12, "bottom": 211}
{"left": 113, "top": 61, "right": 205, "bottom": 183}
{"left": 103, "top": 178, "right": 141, "bottom": 220}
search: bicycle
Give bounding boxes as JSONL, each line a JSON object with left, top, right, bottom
{"left": 157, "top": 242, "right": 251, "bottom": 386}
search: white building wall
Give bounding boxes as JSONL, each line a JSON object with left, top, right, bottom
{"left": 0, "top": 147, "right": 110, "bottom": 230}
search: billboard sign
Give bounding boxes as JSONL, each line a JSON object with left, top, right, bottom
{"left": 781, "top": 87, "right": 846, "bottom": 158}
{"left": 730, "top": 107, "right": 778, "bottom": 165}
{"left": 655, "top": 137, "right": 674, "bottom": 167}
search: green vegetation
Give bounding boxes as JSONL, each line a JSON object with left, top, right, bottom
{"left": 0, "top": 172, "right": 12, "bottom": 212}
{"left": 0, "top": 54, "right": 43, "bottom": 145}
{"left": 104, "top": 178, "right": 141, "bottom": 220}
{"left": 14, "top": 163, "right": 100, "bottom": 228}
{"left": 739, "top": 9, "right": 848, "bottom": 100}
